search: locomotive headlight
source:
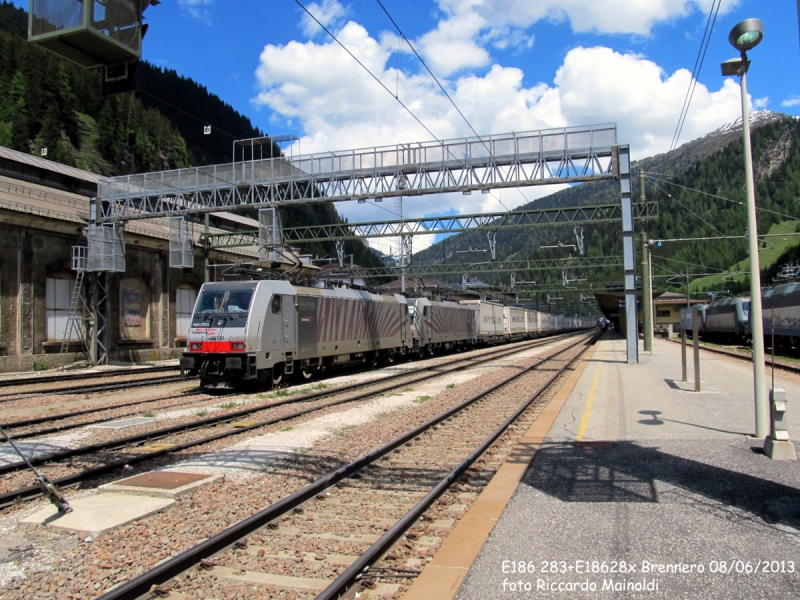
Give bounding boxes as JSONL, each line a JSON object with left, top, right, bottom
{"left": 232, "top": 342, "right": 246, "bottom": 351}
{"left": 190, "top": 342, "right": 203, "bottom": 351}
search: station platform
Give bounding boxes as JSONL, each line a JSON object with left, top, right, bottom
{"left": 406, "top": 332, "right": 800, "bottom": 600}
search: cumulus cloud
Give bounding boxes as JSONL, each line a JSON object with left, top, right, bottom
{"left": 433, "top": 0, "right": 738, "bottom": 36}
{"left": 300, "top": 0, "right": 347, "bottom": 38}
{"left": 251, "top": 7, "right": 746, "bottom": 251}
{"left": 178, "top": 0, "right": 213, "bottom": 23}
{"left": 782, "top": 97, "right": 800, "bottom": 108}
{"left": 415, "top": 0, "right": 740, "bottom": 75}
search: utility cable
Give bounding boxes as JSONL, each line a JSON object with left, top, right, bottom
{"left": 293, "top": 0, "right": 455, "bottom": 162}
{"left": 669, "top": 0, "right": 721, "bottom": 152}
{"left": 375, "top": 0, "right": 521, "bottom": 211}
{"left": 650, "top": 254, "right": 726, "bottom": 273}
{"left": 649, "top": 180, "right": 725, "bottom": 236}
{"left": 644, "top": 174, "right": 800, "bottom": 221}
{"left": 135, "top": 88, "right": 241, "bottom": 140}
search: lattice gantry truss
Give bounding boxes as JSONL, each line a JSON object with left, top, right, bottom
{"left": 97, "top": 124, "right": 619, "bottom": 221}
{"left": 203, "top": 203, "right": 657, "bottom": 248}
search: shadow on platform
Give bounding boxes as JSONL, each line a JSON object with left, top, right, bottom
{"left": 523, "top": 441, "right": 800, "bottom": 529}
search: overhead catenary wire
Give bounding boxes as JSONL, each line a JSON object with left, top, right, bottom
{"left": 293, "top": 0, "right": 458, "bottom": 166}
{"left": 669, "top": 0, "right": 722, "bottom": 152}
{"left": 649, "top": 180, "right": 725, "bottom": 236}
{"left": 650, "top": 254, "right": 726, "bottom": 273}
{"left": 374, "top": 0, "right": 521, "bottom": 212}
{"left": 644, "top": 174, "right": 800, "bottom": 221}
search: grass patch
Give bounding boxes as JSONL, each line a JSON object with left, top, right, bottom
{"left": 33, "top": 361, "right": 50, "bottom": 372}
{"left": 141, "top": 410, "right": 155, "bottom": 418}
{"left": 281, "top": 426, "right": 294, "bottom": 432}
{"left": 336, "top": 425, "right": 356, "bottom": 437}
{"left": 193, "top": 408, "right": 208, "bottom": 417}
{"left": 402, "top": 387, "right": 414, "bottom": 392}
{"left": 690, "top": 220, "right": 800, "bottom": 292}
{"left": 413, "top": 396, "right": 431, "bottom": 404}
{"left": 446, "top": 383, "right": 456, "bottom": 389}
{"left": 256, "top": 393, "right": 269, "bottom": 399}
{"left": 310, "top": 383, "right": 329, "bottom": 390}
{"left": 217, "top": 401, "right": 240, "bottom": 409}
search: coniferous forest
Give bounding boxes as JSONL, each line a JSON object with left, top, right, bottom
{"left": 0, "top": 1, "right": 381, "bottom": 269}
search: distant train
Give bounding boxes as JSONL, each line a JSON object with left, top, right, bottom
{"left": 180, "top": 280, "right": 595, "bottom": 389}
{"left": 680, "top": 283, "right": 800, "bottom": 347}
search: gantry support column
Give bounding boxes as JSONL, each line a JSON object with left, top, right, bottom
{"left": 616, "top": 145, "right": 638, "bottom": 363}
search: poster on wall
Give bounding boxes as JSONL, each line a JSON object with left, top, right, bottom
{"left": 123, "top": 289, "right": 142, "bottom": 327}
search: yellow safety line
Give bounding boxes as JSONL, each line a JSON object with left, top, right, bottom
{"left": 575, "top": 364, "right": 601, "bottom": 441}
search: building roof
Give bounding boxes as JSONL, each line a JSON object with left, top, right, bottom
{"left": 0, "top": 145, "right": 258, "bottom": 230}
{"left": 0, "top": 146, "right": 104, "bottom": 185}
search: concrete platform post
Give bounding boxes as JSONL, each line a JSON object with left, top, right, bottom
{"left": 616, "top": 145, "right": 638, "bottom": 364}
{"left": 681, "top": 327, "right": 687, "bottom": 382}
{"left": 764, "top": 388, "right": 797, "bottom": 460}
{"left": 692, "top": 307, "right": 701, "bottom": 392}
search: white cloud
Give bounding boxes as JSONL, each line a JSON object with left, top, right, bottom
{"left": 252, "top": 13, "right": 746, "bottom": 244}
{"left": 178, "top": 0, "right": 213, "bottom": 23}
{"left": 300, "top": 0, "right": 347, "bottom": 38}
{"left": 753, "top": 97, "right": 769, "bottom": 110}
{"left": 433, "top": 0, "right": 739, "bottom": 36}
{"left": 553, "top": 46, "right": 743, "bottom": 156}
{"left": 782, "top": 97, "right": 800, "bottom": 108}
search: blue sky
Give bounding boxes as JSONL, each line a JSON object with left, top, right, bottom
{"left": 14, "top": 0, "right": 800, "bottom": 253}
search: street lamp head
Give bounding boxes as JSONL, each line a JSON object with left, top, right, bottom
{"left": 721, "top": 57, "right": 748, "bottom": 77}
{"left": 729, "top": 18, "right": 763, "bottom": 52}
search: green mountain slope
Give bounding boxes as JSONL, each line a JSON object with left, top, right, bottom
{"left": 415, "top": 113, "right": 800, "bottom": 298}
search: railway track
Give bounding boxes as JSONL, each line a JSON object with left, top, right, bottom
{"left": 0, "top": 373, "right": 191, "bottom": 403}
{"left": 0, "top": 332, "right": 583, "bottom": 509}
{"left": 0, "top": 334, "right": 572, "bottom": 441}
{"left": 0, "top": 364, "right": 179, "bottom": 390}
{"left": 666, "top": 337, "right": 800, "bottom": 375}
{"left": 94, "top": 330, "right": 598, "bottom": 599}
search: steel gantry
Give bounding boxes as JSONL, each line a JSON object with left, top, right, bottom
{"left": 96, "top": 124, "right": 619, "bottom": 221}
{"left": 200, "top": 202, "right": 657, "bottom": 248}
{"left": 313, "top": 255, "right": 622, "bottom": 280}
{"left": 80, "top": 123, "right": 642, "bottom": 364}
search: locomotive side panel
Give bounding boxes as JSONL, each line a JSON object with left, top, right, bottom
{"left": 295, "top": 289, "right": 406, "bottom": 360}
{"left": 762, "top": 286, "right": 800, "bottom": 338}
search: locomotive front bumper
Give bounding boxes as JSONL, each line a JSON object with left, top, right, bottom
{"left": 182, "top": 353, "right": 258, "bottom": 380}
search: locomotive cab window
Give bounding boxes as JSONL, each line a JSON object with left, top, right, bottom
{"left": 195, "top": 288, "right": 254, "bottom": 317}
{"left": 271, "top": 295, "right": 282, "bottom": 314}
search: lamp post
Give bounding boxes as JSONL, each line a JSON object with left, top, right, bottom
{"left": 721, "top": 18, "right": 768, "bottom": 439}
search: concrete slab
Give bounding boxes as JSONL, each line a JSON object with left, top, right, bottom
{"left": 99, "top": 471, "right": 220, "bottom": 498}
{"left": 88, "top": 417, "right": 156, "bottom": 430}
{"left": 19, "top": 493, "right": 174, "bottom": 538}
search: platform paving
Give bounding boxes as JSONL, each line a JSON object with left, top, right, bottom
{"left": 448, "top": 333, "right": 800, "bottom": 600}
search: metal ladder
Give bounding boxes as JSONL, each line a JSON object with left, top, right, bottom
{"left": 58, "top": 247, "right": 90, "bottom": 368}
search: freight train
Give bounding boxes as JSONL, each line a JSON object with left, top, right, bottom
{"left": 180, "top": 280, "right": 594, "bottom": 389}
{"left": 681, "top": 283, "right": 800, "bottom": 347}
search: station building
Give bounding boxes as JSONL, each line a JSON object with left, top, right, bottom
{"left": 0, "top": 146, "right": 261, "bottom": 373}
